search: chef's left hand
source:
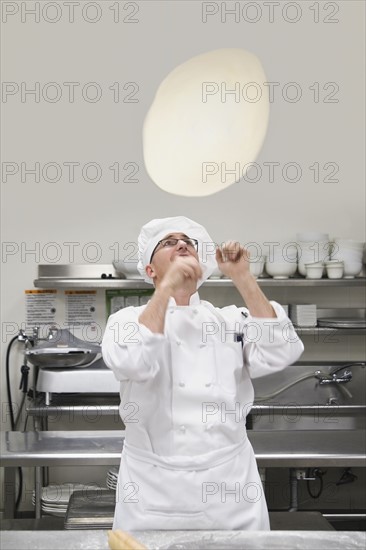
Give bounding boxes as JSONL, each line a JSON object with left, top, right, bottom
{"left": 216, "top": 241, "right": 250, "bottom": 281}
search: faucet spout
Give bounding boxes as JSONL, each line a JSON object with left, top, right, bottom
{"left": 315, "top": 369, "right": 353, "bottom": 385}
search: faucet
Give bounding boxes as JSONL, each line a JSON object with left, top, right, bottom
{"left": 315, "top": 370, "right": 352, "bottom": 385}
{"left": 315, "top": 362, "right": 365, "bottom": 385}
{"left": 330, "top": 362, "right": 365, "bottom": 375}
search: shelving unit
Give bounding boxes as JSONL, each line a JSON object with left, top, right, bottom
{"left": 33, "top": 276, "right": 366, "bottom": 289}
{"left": 32, "top": 270, "right": 365, "bottom": 335}
{"left": 18, "top": 266, "right": 365, "bottom": 522}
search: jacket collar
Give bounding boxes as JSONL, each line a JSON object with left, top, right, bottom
{"left": 168, "top": 292, "right": 200, "bottom": 307}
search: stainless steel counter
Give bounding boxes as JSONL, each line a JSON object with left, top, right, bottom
{"left": 2, "top": 429, "right": 365, "bottom": 521}
{"left": 1, "top": 529, "right": 365, "bottom": 549}
{"left": 2, "top": 429, "right": 366, "bottom": 468}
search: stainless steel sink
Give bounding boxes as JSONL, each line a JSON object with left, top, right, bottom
{"left": 250, "top": 362, "right": 366, "bottom": 431}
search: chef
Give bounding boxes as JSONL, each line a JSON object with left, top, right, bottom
{"left": 102, "top": 216, "right": 304, "bottom": 531}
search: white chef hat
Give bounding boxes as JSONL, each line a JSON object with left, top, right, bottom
{"left": 137, "top": 216, "right": 217, "bottom": 286}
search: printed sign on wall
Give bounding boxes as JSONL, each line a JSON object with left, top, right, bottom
{"left": 65, "top": 290, "right": 97, "bottom": 326}
{"left": 25, "top": 289, "right": 57, "bottom": 327}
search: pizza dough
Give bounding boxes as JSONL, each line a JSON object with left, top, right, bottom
{"left": 143, "top": 48, "right": 269, "bottom": 197}
{"left": 108, "top": 529, "right": 146, "bottom": 549}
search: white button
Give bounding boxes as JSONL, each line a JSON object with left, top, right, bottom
{"left": 179, "top": 425, "right": 186, "bottom": 432}
{"left": 179, "top": 382, "right": 185, "bottom": 388}
{"left": 199, "top": 343, "right": 206, "bottom": 348}
{"left": 205, "top": 424, "right": 213, "bottom": 431}
{"left": 170, "top": 310, "right": 174, "bottom": 314}
{"left": 176, "top": 340, "right": 182, "bottom": 346}
{"left": 193, "top": 309, "right": 198, "bottom": 315}
{"left": 205, "top": 382, "right": 212, "bottom": 387}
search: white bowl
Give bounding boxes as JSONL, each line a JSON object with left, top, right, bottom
{"left": 272, "top": 253, "right": 298, "bottom": 263}
{"left": 325, "top": 260, "right": 344, "bottom": 267}
{"left": 333, "top": 239, "right": 365, "bottom": 250}
{"left": 298, "top": 241, "right": 330, "bottom": 262}
{"left": 305, "top": 261, "right": 324, "bottom": 267}
{"left": 305, "top": 264, "right": 324, "bottom": 279}
{"left": 209, "top": 265, "right": 222, "bottom": 279}
{"left": 326, "top": 263, "right": 344, "bottom": 279}
{"left": 332, "top": 249, "right": 363, "bottom": 262}
{"left": 112, "top": 259, "right": 142, "bottom": 279}
{"left": 249, "top": 256, "right": 265, "bottom": 278}
{"left": 263, "top": 242, "right": 298, "bottom": 262}
{"left": 342, "top": 260, "right": 363, "bottom": 278}
{"left": 298, "top": 253, "right": 330, "bottom": 276}
{"left": 265, "top": 261, "right": 297, "bottom": 279}
{"left": 305, "top": 261, "right": 324, "bottom": 278}
{"left": 331, "top": 248, "right": 363, "bottom": 277}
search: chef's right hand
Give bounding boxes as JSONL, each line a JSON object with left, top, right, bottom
{"left": 161, "top": 256, "right": 202, "bottom": 292}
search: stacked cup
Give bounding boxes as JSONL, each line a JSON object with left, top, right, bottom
{"left": 296, "top": 232, "right": 330, "bottom": 277}
{"left": 330, "top": 239, "right": 364, "bottom": 278}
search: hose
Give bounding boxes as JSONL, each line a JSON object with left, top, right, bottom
{"left": 306, "top": 468, "right": 324, "bottom": 499}
{"left": 15, "top": 469, "right": 23, "bottom": 509}
{"left": 254, "top": 373, "right": 317, "bottom": 402}
{"left": 5, "top": 335, "right": 24, "bottom": 511}
{"left": 14, "top": 393, "right": 26, "bottom": 429}
{"left": 6, "top": 335, "right": 19, "bottom": 430}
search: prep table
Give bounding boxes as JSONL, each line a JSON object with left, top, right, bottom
{"left": 1, "top": 429, "right": 366, "bottom": 520}
{"left": 1, "top": 529, "right": 365, "bottom": 550}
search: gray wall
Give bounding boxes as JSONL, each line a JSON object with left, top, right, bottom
{"left": 1, "top": 0, "right": 365, "bottom": 513}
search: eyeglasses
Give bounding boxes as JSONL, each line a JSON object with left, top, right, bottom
{"left": 150, "top": 237, "right": 199, "bottom": 262}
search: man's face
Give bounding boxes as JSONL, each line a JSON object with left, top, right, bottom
{"left": 146, "top": 232, "right": 199, "bottom": 281}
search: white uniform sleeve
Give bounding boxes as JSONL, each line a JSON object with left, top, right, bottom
{"left": 101, "top": 307, "right": 168, "bottom": 382}
{"left": 243, "top": 301, "right": 304, "bottom": 379}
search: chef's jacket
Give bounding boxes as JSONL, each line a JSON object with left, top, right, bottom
{"left": 102, "top": 294, "right": 304, "bottom": 531}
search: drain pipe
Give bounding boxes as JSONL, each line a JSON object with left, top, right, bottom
{"left": 289, "top": 469, "right": 318, "bottom": 511}
{"left": 288, "top": 469, "right": 298, "bottom": 512}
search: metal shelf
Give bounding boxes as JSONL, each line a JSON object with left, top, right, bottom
{"left": 33, "top": 277, "right": 150, "bottom": 289}
{"left": 2, "top": 429, "right": 365, "bottom": 467}
{"left": 26, "top": 394, "right": 120, "bottom": 417}
{"left": 296, "top": 327, "right": 365, "bottom": 336}
{"left": 33, "top": 276, "right": 366, "bottom": 289}
{"left": 26, "top": 395, "right": 366, "bottom": 418}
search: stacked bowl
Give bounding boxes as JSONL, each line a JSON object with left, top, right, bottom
{"left": 249, "top": 255, "right": 266, "bottom": 278}
{"left": 330, "top": 239, "right": 364, "bottom": 278}
{"left": 296, "top": 232, "right": 330, "bottom": 277}
{"left": 264, "top": 242, "right": 298, "bottom": 279}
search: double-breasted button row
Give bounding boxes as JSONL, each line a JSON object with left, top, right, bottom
{"left": 176, "top": 381, "right": 214, "bottom": 389}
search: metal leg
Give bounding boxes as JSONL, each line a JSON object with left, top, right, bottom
{"left": 3, "top": 467, "right": 16, "bottom": 519}
{"left": 43, "top": 416, "right": 49, "bottom": 487}
{"left": 42, "top": 466, "right": 49, "bottom": 487}
{"left": 289, "top": 468, "right": 298, "bottom": 512}
{"left": 37, "top": 417, "right": 48, "bottom": 487}
{"left": 33, "top": 415, "right": 42, "bottom": 431}
{"left": 35, "top": 466, "right": 42, "bottom": 519}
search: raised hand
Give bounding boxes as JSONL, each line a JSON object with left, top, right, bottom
{"left": 216, "top": 241, "right": 251, "bottom": 281}
{"left": 161, "top": 255, "right": 203, "bottom": 292}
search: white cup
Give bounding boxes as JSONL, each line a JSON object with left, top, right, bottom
{"left": 326, "top": 262, "right": 344, "bottom": 279}
{"left": 305, "top": 262, "right": 324, "bottom": 279}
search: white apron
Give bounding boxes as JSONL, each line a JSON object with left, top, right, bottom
{"left": 114, "top": 436, "right": 269, "bottom": 531}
